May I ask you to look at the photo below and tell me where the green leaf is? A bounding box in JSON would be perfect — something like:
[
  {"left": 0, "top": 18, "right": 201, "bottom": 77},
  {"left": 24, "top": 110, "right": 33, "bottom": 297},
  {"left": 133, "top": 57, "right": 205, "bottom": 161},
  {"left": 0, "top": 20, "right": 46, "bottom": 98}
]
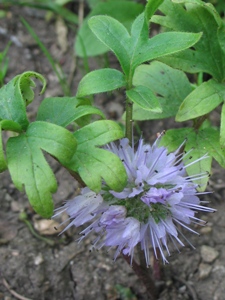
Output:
[
  {"left": 1, "top": 120, "right": 22, "bottom": 132},
  {"left": 17, "top": 71, "right": 46, "bottom": 105},
  {"left": 7, "top": 121, "right": 77, "bottom": 218},
  {"left": 176, "top": 79, "right": 225, "bottom": 122},
  {"left": 26, "top": 122, "right": 77, "bottom": 163},
  {"left": 145, "top": 0, "right": 164, "bottom": 20},
  {"left": 220, "top": 102, "right": 225, "bottom": 148},
  {"left": 75, "top": 0, "right": 144, "bottom": 57},
  {"left": 128, "top": 10, "right": 201, "bottom": 75},
  {"left": 115, "top": 284, "right": 136, "bottom": 300},
  {"left": 64, "top": 120, "right": 127, "bottom": 192},
  {"left": 130, "top": 12, "right": 147, "bottom": 41},
  {"left": 218, "top": 23, "right": 225, "bottom": 55},
  {"left": 198, "top": 127, "right": 225, "bottom": 168},
  {"left": 0, "top": 124, "right": 7, "bottom": 172},
  {"left": 160, "top": 128, "right": 193, "bottom": 152},
  {"left": 36, "top": 97, "right": 105, "bottom": 127},
  {"left": 160, "top": 128, "right": 211, "bottom": 191},
  {"left": 126, "top": 85, "right": 162, "bottom": 112},
  {"left": 84, "top": 7, "right": 200, "bottom": 77},
  {"left": 88, "top": 16, "right": 131, "bottom": 75},
  {"left": 132, "top": 61, "right": 193, "bottom": 120},
  {"left": 130, "top": 13, "right": 149, "bottom": 69},
  {"left": 132, "top": 31, "right": 202, "bottom": 68},
  {"left": 76, "top": 69, "right": 126, "bottom": 97},
  {"left": 172, "top": 0, "right": 222, "bottom": 25},
  {"left": 69, "top": 106, "right": 105, "bottom": 123},
  {"left": 0, "top": 71, "right": 46, "bottom": 129},
  {"left": 152, "top": 0, "right": 225, "bottom": 81},
  {"left": 86, "top": 0, "right": 103, "bottom": 9}
]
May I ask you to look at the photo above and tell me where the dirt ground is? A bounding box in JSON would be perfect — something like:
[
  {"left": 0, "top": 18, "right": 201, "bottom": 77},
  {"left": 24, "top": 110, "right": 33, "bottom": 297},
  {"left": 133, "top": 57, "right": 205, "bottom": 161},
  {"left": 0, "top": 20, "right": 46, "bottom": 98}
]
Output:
[{"left": 0, "top": 4, "right": 225, "bottom": 300}]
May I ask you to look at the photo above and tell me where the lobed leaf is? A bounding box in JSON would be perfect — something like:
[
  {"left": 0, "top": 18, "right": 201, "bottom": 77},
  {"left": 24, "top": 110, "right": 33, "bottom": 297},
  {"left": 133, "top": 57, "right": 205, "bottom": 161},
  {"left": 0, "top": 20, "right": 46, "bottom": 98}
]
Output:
[
  {"left": 132, "top": 61, "right": 193, "bottom": 120},
  {"left": 0, "top": 124, "right": 7, "bottom": 172},
  {"left": 0, "top": 71, "right": 46, "bottom": 130},
  {"left": 7, "top": 121, "right": 77, "bottom": 218},
  {"left": 197, "top": 127, "right": 225, "bottom": 169},
  {"left": 17, "top": 71, "right": 46, "bottom": 105},
  {"left": 172, "top": 0, "right": 222, "bottom": 26},
  {"left": 1, "top": 120, "right": 22, "bottom": 132},
  {"left": 220, "top": 102, "right": 225, "bottom": 148},
  {"left": 36, "top": 97, "right": 105, "bottom": 127},
  {"left": 64, "top": 120, "right": 127, "bottom": 192},
  {"left": 152, "top": 0, "right": 225, "bottom": 81},
  {"left": 69, "top": 106, "right": 105, "bottom": 123},
  {"left": 160, "top": 128, "right": 212, "bottom": 191}
]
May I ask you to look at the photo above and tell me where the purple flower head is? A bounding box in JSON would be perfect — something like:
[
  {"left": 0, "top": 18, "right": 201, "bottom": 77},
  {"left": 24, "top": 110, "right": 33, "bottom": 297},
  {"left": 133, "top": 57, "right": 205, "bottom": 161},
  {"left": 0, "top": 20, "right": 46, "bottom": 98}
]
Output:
[{"left": 53, "top": 135, "right": 215, "bottom": 265}]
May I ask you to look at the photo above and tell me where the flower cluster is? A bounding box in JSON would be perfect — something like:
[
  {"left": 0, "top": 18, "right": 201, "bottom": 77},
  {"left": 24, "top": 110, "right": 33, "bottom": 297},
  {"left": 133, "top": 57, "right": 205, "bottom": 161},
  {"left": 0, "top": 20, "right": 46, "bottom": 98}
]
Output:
[{"left": 54, "top": 136, "right": 215, "bottom": 265}]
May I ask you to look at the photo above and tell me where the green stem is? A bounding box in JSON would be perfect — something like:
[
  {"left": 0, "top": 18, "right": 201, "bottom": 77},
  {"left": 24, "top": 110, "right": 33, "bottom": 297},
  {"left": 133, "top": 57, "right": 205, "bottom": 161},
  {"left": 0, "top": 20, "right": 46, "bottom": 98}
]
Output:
[
  {"left": 19, "top": 212, "right": 55, "bottom": 246},
  {"left": 125, "top": 97, "right": 133, "bottom": 143},
  {"left": 193, "top": 114, "right": 209, "bottom": 131}
]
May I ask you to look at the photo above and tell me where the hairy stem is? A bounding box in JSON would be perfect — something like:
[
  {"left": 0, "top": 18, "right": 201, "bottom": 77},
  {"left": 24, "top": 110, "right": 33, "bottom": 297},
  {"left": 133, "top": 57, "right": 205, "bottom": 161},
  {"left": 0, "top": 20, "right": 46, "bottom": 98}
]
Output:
[{"left": 123, "top": 252, "right": 157, "bottom": 300}]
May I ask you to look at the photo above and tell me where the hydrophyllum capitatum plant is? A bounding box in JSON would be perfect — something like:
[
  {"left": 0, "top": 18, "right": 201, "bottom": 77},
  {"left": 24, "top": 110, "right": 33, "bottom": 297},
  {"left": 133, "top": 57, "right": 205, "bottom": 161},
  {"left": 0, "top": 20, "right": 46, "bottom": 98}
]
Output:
[{"left": 54, "top": 134, "right": 215, "bottom": 265}]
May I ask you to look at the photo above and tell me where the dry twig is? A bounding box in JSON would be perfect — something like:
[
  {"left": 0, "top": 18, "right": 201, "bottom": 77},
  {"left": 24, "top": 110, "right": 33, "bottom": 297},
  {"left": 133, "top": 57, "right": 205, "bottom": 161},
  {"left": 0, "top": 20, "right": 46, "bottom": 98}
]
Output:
[
  {"left": 173, "top": 276, "right": 198, "bottom": 300},
  {"left": 2, "top": 277, "right": 33, "bottom": 300}
]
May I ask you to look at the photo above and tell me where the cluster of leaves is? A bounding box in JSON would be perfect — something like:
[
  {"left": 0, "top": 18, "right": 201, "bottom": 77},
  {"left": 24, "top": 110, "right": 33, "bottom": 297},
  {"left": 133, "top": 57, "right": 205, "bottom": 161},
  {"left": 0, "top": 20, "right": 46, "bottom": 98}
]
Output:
[
  {"left": 0, "top": 72, "right": 127, "bottom": 218},
  {"left": 78, "top": 0, "right": 225, "bottom": 192},
  {"left": 149, "top": 0, "right": 225, "bottom": 190},
  {"left": 78, "top": 0, "right": 201, "bottom": 118},
  {"left": 75, "top": 0, "right": 145, "bottom": 57},
  {"left": 1, "top": 0, "right": 224, "bottom": 218},
  {"left": 78, "top": 0, "right": 220, "bottom": 190}
]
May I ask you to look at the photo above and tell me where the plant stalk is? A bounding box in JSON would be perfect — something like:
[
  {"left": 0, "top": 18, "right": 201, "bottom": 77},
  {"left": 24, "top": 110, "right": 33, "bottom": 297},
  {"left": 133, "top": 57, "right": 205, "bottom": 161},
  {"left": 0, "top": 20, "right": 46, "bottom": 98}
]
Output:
[
  {"left": 193, "top": 114, "right": 209, "bottom": 130},
  {"left": 125, "top": 90, "right": 157, "bottom": 299},
  {"left": 125, "top": 97, "right": 133, "bottom": 143},
  {"left": 123, "top": 253, "right": 157, "bottom": 300}
]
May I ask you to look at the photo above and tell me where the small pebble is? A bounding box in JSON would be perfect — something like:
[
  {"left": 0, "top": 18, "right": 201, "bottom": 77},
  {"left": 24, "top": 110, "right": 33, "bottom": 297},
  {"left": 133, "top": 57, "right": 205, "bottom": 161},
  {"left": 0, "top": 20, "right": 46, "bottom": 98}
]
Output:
[
  {"left": 198, "top": 263, "right": 212, "bottom": 279},
  {"left": 212, "top": 265, "right": 225, "bottom": 276},
  {"left": 179, "top": 285, "right": 186, "bottom": 293},
  {"left": 11, "top": 250, "right": 19, "bottom": 256},
  {"left": 199, "top": 226, "right": 212, "bottom": 234},
  {"left": 5, "top": 194, "right": 14, "bottom": 202},
  {"left": 200, "top": 245, "right": 219, "bottom": 263},
  {"left": 34, "top": 253, "right": 44, "bottom": 266}
]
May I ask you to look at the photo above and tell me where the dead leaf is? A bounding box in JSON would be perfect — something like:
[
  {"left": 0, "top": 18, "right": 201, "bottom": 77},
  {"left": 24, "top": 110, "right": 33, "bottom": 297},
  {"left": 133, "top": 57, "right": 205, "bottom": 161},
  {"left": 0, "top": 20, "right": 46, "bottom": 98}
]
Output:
[{"left": 55, "top": 16, "right": 68, "bottom": 53}]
